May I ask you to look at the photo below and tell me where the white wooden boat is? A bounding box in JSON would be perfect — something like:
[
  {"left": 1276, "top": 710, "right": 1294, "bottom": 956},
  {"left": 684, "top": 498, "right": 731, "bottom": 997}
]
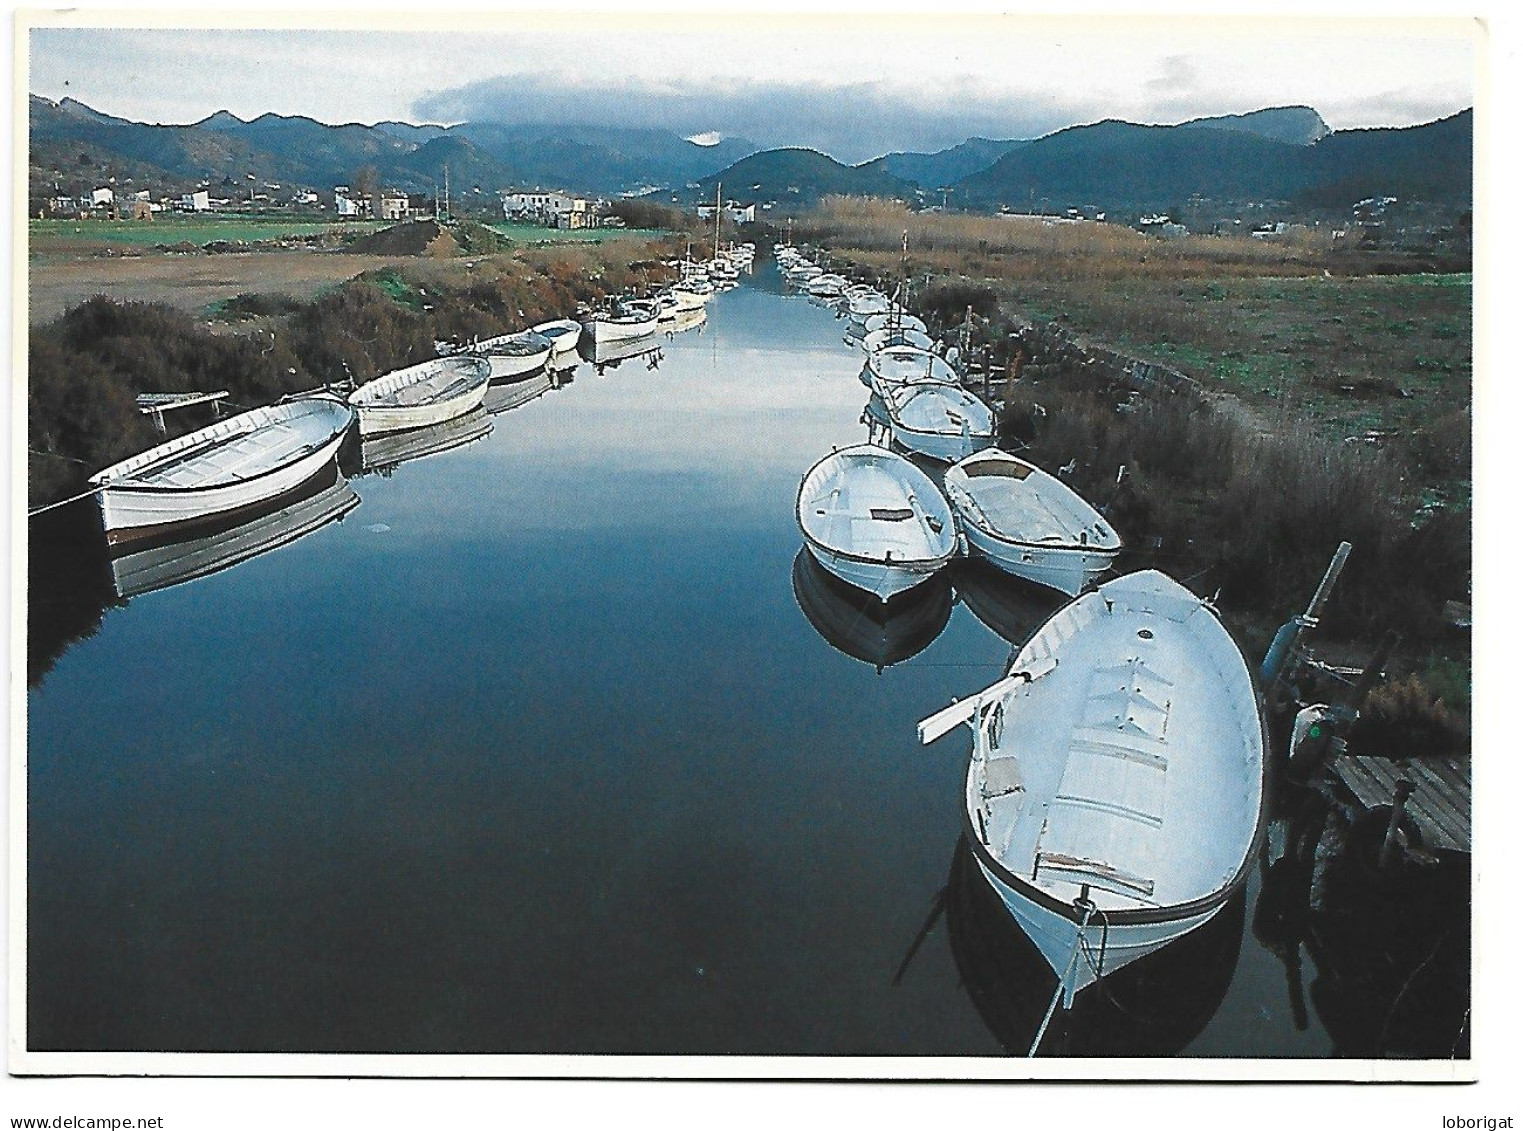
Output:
[
  {"left": 581, "top": 307, "right": 660, "bottom": 344},
  {"left": 862, "top": 325, "right": 935, "bottom": 355},
  {"left": 672, "top": 279, "right": 714, "bottom": 310},
  {"left": 89, "top": 396, "right": 355, "bottom": 546},
  {"left": 348, "top": 355, "right": 492, "bottom": 437},
  {"left": 805, "top": 273, "right": 849, "bottom": 298},
  {"left": 529, "top": 318, "right": 582, "bottom": 359},
  {"left": 796, "top": 443, "right": 959, "bottom": 601},
  {"left": 943, "top": 450, "right": 1121, "bottom": 596},
  {"left": 860, "top": 344, "right": 961, "bottom": 393},
  {"left": 109, "top": 468, "right": 359, "bottom": 599},
  {"left": 865, "top": 311, "right": 929, "bottom": 336},
  {"left": 918, "top": 569, "right": 1267, "bottom": 1006},
  {"left": 882, "top": 383, "right": 995, "bottom": 462},
  {"left": 469, "top": 330, "right": 554, "bottom": 380},
  {"left": 846, "top": 291, "right": 893, "bottom": 322},
  {"left": 359, "top": 405, "right": 493, "bottom": 473}
]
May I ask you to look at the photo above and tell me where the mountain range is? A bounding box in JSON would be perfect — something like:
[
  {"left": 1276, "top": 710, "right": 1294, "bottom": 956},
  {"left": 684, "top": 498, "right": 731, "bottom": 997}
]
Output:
[
  {"left": 30, "top": 95, "right": 1471, "bottom": 214},
  {"left": 29, "top": 95, "right": 760, "bottom": 198}
]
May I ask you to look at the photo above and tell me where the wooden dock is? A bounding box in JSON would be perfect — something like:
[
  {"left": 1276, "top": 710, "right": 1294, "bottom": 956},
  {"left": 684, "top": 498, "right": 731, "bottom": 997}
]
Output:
[{"left": 1331, "top": 753, "right": 1471, "bottom": 854}]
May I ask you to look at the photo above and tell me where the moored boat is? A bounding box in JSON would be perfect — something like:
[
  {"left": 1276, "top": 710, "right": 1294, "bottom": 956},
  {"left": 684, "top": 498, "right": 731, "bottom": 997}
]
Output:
[
  {"left": 529, "top": 318, "right": 583, "bottom": 359},
  {"left": 860, "top": 343, "right": 961, "bottom": 393},
  {"left": 943, "top": 449, "right": 1121, "bottom": 596},
  {"left": 918, "top": 569, "right": 1267, "bottom": 1006},
  {"left": 865, "top": 311, "right": 928, "bottom": 337},
  {"left": 581, "top": 305, "right": 660, "bottom": 344},
  {"left": 348, "top": 355, "right": 492, "bottom": 437},
  {"left": 881, "top": 382, "right": 995, "bottom": 462},
  {"left": 795, "top": 442, "right": 959, "bottom": 601},
  {"left": 861, "top": 325, "right": 935, "bottom": 355},
  {"left": 469, "top": 330, "right": 554, "bottom": 380},
  {"left": 89, "top": 396, "right": 355, "bottom": 547}
]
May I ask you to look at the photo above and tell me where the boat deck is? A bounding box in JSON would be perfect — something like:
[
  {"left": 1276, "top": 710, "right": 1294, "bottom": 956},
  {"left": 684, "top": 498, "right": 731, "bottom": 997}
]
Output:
[
  {"left": 973, "top": 574, "right": 1262, "bottom": 913},
  {"left": 802, "top": 455, "right": 951, "bottom": 563},
  {"left": 955, "top": 460, "right": 1114, "bottom": 547},
  {"left": 126, "top": 416, "right": 322, "bottom": 489}
]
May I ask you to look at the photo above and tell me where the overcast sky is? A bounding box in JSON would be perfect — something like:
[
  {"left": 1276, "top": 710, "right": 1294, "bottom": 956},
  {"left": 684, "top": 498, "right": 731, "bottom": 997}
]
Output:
[{"left": 28, "top": 14, "right": 1477, "bottom": 163}]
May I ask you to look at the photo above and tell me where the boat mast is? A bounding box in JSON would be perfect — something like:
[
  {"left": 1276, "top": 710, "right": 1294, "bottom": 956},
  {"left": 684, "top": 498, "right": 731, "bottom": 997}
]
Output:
[{"left": 714, "top": 181, "right": 722, "bottom": 259}]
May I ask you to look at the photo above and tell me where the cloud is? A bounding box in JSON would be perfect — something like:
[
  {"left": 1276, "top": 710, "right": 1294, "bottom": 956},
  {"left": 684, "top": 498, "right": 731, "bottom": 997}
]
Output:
[
  {"left": 414, "top": 72, "right": 1106, "bottom": 163},
  {"left": 1145, "top": 55, "right": 1200, "bottom": 94}
]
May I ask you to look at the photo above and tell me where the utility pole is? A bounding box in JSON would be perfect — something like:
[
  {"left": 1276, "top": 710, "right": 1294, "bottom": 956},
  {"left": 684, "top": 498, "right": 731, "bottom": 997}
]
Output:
[{"left": 443, "top": 164, "right": 450, "bottom": 224}]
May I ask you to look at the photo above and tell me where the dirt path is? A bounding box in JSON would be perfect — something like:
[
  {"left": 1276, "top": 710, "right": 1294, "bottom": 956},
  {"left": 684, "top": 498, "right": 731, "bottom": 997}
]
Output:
[{"left": 26, "top": 250, "right": 427, "bottom": 325}]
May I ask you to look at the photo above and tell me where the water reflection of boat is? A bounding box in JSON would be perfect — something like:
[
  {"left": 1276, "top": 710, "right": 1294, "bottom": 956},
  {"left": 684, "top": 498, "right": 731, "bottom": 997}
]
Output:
[
  {"left": 1253, "top": 780, "right": 1471, "bottom": 1058},
  {"left": 28, "top": 499, "right": 119, "bottom": 688},
  {"left": 944, "top": 835, "right": 1243, "bottom": 1056},
  {"left": 359, "top": 406, "right": 493, "bottom": 473},
  {"left": 578, "top": 332, "right": 663, "bottom": 372},
  {"left": 666, "top": 307, "right": 708, "bottom": 335},
  {"left": 949, "top": 558, "right": 1066, "bottom": 648},
  {"left": 790, "top": 548, "right": 952, "bottom": 671},
  {"left": 108, "top": 464, "right": 360, "bottom": 599},
  {"left": 482, "top": 372, "right": 554, "bottom": 416}
]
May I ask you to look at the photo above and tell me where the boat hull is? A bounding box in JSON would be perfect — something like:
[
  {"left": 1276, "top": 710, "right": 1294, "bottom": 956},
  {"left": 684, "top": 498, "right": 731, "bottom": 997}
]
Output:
[
  {"left": 531, "top": 320, "right": 583, "bottom": 357},
  {"left": 961, "top": 521, "right": 1118, "bottom": 596},
  {"left": 481, "top": 348, "right": 552, "bottom": 381},
  {"left": 354, "top": 378, "right": 490, "bottom": 437},
  {"left": 803, "top": 540, "right": 945, "bottom": 602},
  {"left": 971, "top": 851, "right": 1228, "bottom": 1002},
  {"left": 583, "top": 315, "right": 660, "bottom": 344},
  {"left": 95, "top": 425, "right": 350, "bottom": 547},
  {"left": 888, "top": 422, "right": 995, "bottom": 463}
]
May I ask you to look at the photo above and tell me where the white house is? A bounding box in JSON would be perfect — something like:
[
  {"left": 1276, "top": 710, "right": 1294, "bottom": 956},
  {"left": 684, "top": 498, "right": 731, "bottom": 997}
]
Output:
[
  {"left": 180, "top": 190, "right": 211, "bottom": 212},
  {"left": 378, "top": 190, "right": 411, "bottom": 221},
  {"left": 90, "top": 187, "right": 115, "bottom": 207}
]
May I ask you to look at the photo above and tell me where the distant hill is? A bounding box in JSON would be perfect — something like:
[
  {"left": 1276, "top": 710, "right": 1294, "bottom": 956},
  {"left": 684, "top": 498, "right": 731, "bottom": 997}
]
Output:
[
  {"left": 1295, "top": 109, "right": 1472, "bottom": 207},
  {"left": 701, "top": 147, "right": 914, "bottom": 205},
  {"left": 865, "top": 137, "right": 1026, "bottom": 189},
  {"left": 956, "top": 110, "right": 1471, "bottom": 211},
  {"left": 27, "top": 95, "right": 761, "bottom": 198},
  {"left": 1178, "top": 105, "right": 1331, "bottom": 146}
]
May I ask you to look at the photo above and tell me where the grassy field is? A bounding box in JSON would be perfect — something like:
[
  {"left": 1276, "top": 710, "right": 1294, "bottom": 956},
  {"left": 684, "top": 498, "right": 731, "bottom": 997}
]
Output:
[
  {"left": 1001, "top": 272, "right": 1471, "bottom": 446},
  {"left": 802, "top": 196, "right": 1472, "bottom": 705},
  {"left": 480, "top": 221, "right": 662, "bottom": 243},
  {"left": 28, "top": 215, "right": 388, "bottom": 251},
  {"left": 802, "top": 198, "right": 1471, "bottom": 483},
  {"left": 29, "top": 216, "right": 662, "bottom": 255}
]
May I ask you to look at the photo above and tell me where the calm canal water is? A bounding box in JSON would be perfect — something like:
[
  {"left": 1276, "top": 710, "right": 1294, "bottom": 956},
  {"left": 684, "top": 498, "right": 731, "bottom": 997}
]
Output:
[{"left": 26, "top": 262, "right": 1466, "bottom": 1059}]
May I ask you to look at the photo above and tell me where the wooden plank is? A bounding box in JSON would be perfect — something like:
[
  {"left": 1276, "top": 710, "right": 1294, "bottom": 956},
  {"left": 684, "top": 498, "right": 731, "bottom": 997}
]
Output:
[{"left": 1331, "top": 754, "right": 1471, "bottom": 853}]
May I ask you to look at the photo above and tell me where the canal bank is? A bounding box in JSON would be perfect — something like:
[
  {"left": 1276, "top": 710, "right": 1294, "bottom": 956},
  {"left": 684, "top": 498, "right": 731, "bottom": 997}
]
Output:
[{"left": 25, "top": 263, "right": 1465, "bottom": 1061}]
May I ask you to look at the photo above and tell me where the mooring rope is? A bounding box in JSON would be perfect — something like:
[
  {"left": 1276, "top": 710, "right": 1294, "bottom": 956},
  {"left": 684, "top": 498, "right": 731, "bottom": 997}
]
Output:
[
  {"left": 28, "top": 486, "right": 99, "bottom": 517},
  {"left": 1028, "top": 899, "right": 1097, "bottom": 1057}
]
